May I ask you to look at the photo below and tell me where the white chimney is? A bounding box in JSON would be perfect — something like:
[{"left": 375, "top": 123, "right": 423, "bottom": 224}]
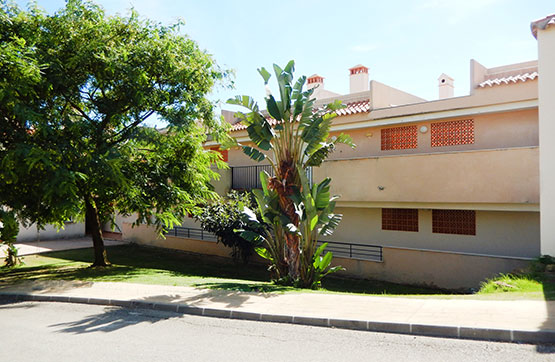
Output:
[
  {"left": 349, "top": 64, "right": 369, "bottom": 93},
  {"left": 307, "top": 74, "right": 324, "bottom": 91},
  {"left": 438, "top": 73, "right": 454, "bottom": 99}
]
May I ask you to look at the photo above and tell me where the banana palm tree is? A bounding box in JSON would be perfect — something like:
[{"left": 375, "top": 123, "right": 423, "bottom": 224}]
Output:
[{"left": 228, "top": 60, "right": 354, "bottom": 285}]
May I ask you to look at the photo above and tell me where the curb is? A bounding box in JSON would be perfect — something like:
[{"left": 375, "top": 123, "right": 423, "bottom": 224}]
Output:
[{"left": 1, "top": 293, "right": 553, "bottom": 345}]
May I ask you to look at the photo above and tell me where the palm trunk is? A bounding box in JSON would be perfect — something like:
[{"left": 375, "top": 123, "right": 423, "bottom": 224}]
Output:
[
  {"left": 85, "top": 198, "right": 110, "bottom": 267},
  {"left": 270, "top": 158, "right": 301, "bottom": 281},
  {"left": 285, "top": 234, "right": 300, "bottom": 280}
]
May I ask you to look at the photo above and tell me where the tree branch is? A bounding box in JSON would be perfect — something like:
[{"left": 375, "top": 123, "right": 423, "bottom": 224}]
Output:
[
  {"left": 106, "top": 114, "right": 151, "bottom": 146},
  {"left": 65, "top": 97, "right": 93, "bottom": 123}
]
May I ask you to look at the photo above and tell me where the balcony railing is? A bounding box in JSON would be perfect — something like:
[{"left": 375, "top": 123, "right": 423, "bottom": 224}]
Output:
[
  {"left": 317, "top": 240, "right": 383, "bottom": 262},
  {"left": 232, "top": 165, "right": 313, "bottom": 190},
  {"left": 165, "top": 226, "right": 382, "bottom": 262},
  {"left": 165, "top": 226, "right": 218, "bottom": 242},
  {"left": 232, "top": 165, "right": 274, "bottom": 190}
]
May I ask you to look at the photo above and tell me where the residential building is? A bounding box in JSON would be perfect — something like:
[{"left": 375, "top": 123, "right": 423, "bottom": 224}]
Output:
[{"left": 122, "top": 14, "right": 555, "bottom": 290}]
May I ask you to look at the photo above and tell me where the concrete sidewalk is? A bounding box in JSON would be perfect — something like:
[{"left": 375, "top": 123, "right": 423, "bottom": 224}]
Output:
[
  {"left": 0, "top": 280, "right": 553, "bottom": 344},
  {"left": 2, "top": 237, "right": 128, "bottom": 256}
]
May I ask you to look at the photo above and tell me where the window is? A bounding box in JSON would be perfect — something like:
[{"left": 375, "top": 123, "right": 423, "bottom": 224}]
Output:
[
  {"left": 432, "top": 210, "right": 476, "bottom": 235},
  {"left": 431, "top": 119, "right": 474, "bottom": 147},
  {"left": 381, "top": 125, "right": 418, "bottom": 150},
  {"left": 382, "top": 208, "right": 419, "bottom": 232}
]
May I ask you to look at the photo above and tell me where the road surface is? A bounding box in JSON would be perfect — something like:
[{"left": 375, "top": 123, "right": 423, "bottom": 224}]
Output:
[{"left": 0, "top": 301, "right": 553, "bottom": 362}]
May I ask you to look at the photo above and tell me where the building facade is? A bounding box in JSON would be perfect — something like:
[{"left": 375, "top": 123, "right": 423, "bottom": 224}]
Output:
[{"left": 123, "top": 15, "right": 555, "bottom": 289}]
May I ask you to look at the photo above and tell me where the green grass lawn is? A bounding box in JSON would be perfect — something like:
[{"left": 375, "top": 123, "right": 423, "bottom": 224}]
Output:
[
  {"left": 0, "top": 244, "right": 553, "bottom": 300},
  {"left": 477, "top": 272, "right": 555, "bottom": 300}
]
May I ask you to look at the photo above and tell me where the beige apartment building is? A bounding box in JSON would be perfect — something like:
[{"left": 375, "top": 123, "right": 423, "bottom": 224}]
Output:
[{"left": 124, "top": 15, "right": 555, "bottom": 290}]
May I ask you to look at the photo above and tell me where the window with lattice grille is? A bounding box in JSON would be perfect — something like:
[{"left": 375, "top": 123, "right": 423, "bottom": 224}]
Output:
[
  {"left": 382, "top": 208, "right": 419, "bottom": 232},
  {"left": 381, "top": 125, "right": 418, "bottom": 150},
  {"left": 210, "top": 146, "right": 228, "bottom": 162},
  {"left": 431, "top": 119, "right": 474, "bottom": 147},
  {"left": 432, "top": 210, "right": 476, "bottom": 235}
]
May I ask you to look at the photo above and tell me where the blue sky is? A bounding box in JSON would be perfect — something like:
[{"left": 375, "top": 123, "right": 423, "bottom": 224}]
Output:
[{"left": 16, "top": 0, "right": 554, "bottom": 120}]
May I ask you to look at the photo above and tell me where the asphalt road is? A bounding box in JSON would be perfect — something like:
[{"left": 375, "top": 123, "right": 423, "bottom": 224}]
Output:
[{"left": 0, "top": 301, "right": 553, "bottom": 362}]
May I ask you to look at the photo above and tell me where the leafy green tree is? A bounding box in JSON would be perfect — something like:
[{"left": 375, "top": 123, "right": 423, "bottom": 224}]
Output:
[
  {"left": 228, "top": 61, "right": 354, "bottom": 287},
  {"left": 193, "top": 191, "right": 265, "bottom": 264},
  {"left": 0, "top": 0, "right": 227, "bottom": 266}
]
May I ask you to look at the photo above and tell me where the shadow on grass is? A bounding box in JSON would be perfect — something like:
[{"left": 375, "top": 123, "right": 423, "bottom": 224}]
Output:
[
  {"left": 0, "top": 244, "right": 458, "bottom": 297},
  {"left": 0, "top": 264, "right": 140, "bottom": 287},
  {"left": 321, "top": 276, "right": 451, "bottom": 296},
  {"left": 0, "top": 244, "right": 272, "bottom": 288},
  {"left": 193, "top": 282, "right": 292, "bottom": 294},
  {"left": 41, "top": 244, "right": 269, "bottom": 281}
]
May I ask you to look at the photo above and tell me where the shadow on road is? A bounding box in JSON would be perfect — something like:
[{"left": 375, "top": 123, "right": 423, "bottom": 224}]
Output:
[
  {"left": 0, "top": 298, "right": 38, "bottom": 310},
  {"left": 49, "top": 305, "right": 180, "bottom": 334}
]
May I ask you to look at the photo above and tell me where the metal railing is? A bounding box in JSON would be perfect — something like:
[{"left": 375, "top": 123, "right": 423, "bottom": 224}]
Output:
[
  {"left": 166, "top": 226, "right": 218, "bottom": 242},
  {"left": 317, "top": 240, "right": 383, "bottom": 262},
  {"left": 231, "top": 165, "right": 313, "bottom": 190},
  {"left": 165, "top": 227, "right": 382, "bottom": 261},
  {"left": 231, "top": 165, "right": 274, "bottom": 190}
]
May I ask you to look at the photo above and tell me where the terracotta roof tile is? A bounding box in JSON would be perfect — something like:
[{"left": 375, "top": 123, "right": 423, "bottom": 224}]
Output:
[
  {"left": 334, "top": 100, "right": 371, "bottom": 116},
  {"left": 478, "top": 72, "right": 538, "bottom": 88},
  {"left": 230, "top": 99, "right": 370, "bottom": 132},
  {"left": 531, "top": 14, "right": 555, "bottom": 38}
]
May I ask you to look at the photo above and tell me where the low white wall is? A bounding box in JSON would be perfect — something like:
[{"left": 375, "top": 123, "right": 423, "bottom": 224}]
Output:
[
  {"left": 103, "top": 214, "right": 201, "bottom": 234},
  {"left": 122, "top": 222, "right": 531, "bottom": 290},
  {"left": 16, "top": 222, "right": 85, "bottom": 242},
  {"left": 333, "top": 247, "right": 530, "bottom": 290},
  {"left": 121, "top": 222, "right": 231, "bottom": 258}
]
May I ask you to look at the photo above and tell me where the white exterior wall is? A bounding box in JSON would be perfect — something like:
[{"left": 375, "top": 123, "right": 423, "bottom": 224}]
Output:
[
  {"left": 537, "top": 24, "right": 555, "bottom": 255},
  {"left": 330, "top": 208, "right": 540, "bottom": 258},
  {"left": 16, "top": 222, "right": 85, "bottom": 242}
]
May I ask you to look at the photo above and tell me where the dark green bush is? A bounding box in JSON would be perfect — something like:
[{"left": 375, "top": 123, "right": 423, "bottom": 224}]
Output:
[{"left": 194, "top": 191, "right": 266, "bottom": 263}]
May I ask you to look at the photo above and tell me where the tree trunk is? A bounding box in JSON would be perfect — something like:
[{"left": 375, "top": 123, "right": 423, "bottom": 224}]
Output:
[
  {"left": 85, "top": 198, "right": 110, "bottom": 267},
  {"left": 270, "top": 159, "right": 301, "bottom": 282},
  {"left": 285, "top": 234, "right": 300, "bottom": 281}
]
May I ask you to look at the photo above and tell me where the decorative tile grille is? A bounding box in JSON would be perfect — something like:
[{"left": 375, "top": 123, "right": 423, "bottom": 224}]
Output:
[
  {"left": 432, "top": 210, "right": 476, "bottom": 235},
  {"left": 210, "top": 146, "right": 228, "bottom": 162},
  {"left": 382, "top": 208, "right": 419, "bottom": 232},
  {"left": 381, "top": 125, "right": 418, "bottom": 150},
  {"left": 431, "top": 119, "right": 474, "bottom": 147}
]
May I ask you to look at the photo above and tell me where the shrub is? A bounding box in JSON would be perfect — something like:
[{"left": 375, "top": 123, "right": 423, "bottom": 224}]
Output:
[{"left": 194, "top": 191, "right": 265, "bottom": 263}]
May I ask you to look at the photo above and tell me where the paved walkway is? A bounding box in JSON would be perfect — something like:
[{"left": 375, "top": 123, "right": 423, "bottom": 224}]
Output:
[
  {"left": 2, "top": 237, "right": 127, "bottom": 256},
  {"left": 0, "top": 238, "right": 553, "bottom": 344},
  {"left": 1, "top": 279, "right": 554, "bottom": 344}
]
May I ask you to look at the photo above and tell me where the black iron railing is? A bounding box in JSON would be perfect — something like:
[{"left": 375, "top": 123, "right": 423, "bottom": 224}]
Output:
[
  {"left": 165, "top": 227, "right": 382, "bottom": 261},
  {"left": 231, "top": 165, "right": 313, "bottom": 190},
  {"left": 317, "top": 240, "right": 383, "bottom": 262},
  {"left": 166, "top": 226, "right": 218, "bottom": 242},
  {"left": 231, "top": 165, "right": 274, "bottom": 190}
]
